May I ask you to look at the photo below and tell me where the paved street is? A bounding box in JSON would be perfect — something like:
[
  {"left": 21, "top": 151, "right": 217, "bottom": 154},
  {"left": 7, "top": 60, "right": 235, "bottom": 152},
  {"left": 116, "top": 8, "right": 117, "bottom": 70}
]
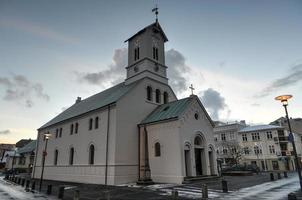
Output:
[{"left": 0, "top": 173, "right": 300, "bottom": 199}]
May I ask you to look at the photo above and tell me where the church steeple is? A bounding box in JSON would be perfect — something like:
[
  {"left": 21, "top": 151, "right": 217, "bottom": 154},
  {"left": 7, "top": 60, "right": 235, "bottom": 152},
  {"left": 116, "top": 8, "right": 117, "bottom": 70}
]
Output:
[{"left": 124, "top": 17, "right": 169, "bottom": 85}]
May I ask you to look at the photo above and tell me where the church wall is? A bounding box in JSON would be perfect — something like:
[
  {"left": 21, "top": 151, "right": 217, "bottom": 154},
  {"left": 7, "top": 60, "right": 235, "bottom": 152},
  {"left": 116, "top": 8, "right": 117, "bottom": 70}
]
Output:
[
  {"left": 33, "top": 106, "right": 117, "bottom": 185},
  {"left": 179, "top": 98, "right": 217, "bottom": 177},
  {"left": 145, "top": 120, "right": 184, "bottom": 184},
  {"left": 114, "top": 78, "right": 176, "bottom": 184}
]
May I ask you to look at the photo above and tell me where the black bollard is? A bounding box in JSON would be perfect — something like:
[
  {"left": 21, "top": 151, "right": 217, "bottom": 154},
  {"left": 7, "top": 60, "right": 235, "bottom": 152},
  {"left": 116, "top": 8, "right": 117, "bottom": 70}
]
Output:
[
  {"left": 277, "top": 172, "right": 281, "bottom": 179},
  {"left": 5, "top": 174, "right": 9, "bottom": 180},
  {"left": 270, "top": 173, "right": 274, "bottom": 181},
  {"left": 284, "top": 171, "right": 288, "bottom": 178},
  {"left": 171, "top": 189, "right": 178, "bottom": 199},
  {"left": 21, "top": 179, "right": 25, "bottom": 187},
  {"left": 202, "top": 184, "right": 208, "bottom": 199},
  {"left": 47, "top": 185, "right": 52, "bottom": 195},
  {"left": 31, "top": 181, "right": 36, "bottom": 191},
  {"left": 222, "top": 179, "right": 228, "bottom": 193},
  {"left": 288, "top": 193, "right": 297, "bottom": 200},
  {"left": 58, "top": 186, "right": 65, "bottom": 199},
  {"left": 18, "top": 177, "right": 21, "bottom": 184},
  {"left": 74, "top": 189, "right": 80, "bottom": 200},
  {"left": 25, "top": 180, "right": 30, "bottom": 191}
]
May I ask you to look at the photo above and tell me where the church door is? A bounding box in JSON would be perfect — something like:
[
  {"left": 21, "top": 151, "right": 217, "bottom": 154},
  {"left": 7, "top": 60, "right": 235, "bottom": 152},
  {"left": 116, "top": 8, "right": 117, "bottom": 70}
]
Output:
[
  {"left": 185, "top": 149, "right": 192, "bottom": 177},
  {"left": 195, "top": 148, "right": 203, "bottom": 176}
]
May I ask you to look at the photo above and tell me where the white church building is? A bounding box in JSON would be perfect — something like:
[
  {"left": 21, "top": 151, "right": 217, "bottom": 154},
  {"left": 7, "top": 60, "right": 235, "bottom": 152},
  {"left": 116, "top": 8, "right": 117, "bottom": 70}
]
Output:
[{"left": 32, "top": 19, "right": 217, "bottom": 185}]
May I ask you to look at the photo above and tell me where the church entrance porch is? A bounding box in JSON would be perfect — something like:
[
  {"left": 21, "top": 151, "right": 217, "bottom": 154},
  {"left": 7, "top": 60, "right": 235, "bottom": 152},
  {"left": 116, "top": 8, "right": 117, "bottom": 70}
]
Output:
[
  {"left": 195, "top": 148, "right": 204, "bottom": 175},
  {"left": 194, "top": 135, "right": 207, "bottom": 176}
]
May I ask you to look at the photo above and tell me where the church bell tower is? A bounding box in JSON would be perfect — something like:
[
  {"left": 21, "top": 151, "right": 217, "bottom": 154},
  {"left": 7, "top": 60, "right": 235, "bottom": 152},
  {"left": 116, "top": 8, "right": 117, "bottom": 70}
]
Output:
[{"left": 124, "top": 19, "right": 169, "bottom": 85}]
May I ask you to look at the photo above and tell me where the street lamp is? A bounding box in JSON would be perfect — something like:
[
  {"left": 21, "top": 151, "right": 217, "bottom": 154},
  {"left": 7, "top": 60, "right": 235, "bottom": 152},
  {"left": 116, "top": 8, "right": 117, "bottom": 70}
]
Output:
[
  {"left": 39, "top": 133, "right": 51, "bottom": 192},
  {"left": 275, "top": 94, "right": 302, "bottom": 191}
]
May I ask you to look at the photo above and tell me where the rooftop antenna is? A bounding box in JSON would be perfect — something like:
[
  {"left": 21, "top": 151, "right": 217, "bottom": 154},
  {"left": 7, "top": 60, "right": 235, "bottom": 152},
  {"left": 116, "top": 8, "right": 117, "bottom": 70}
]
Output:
[{"left": 152, "top": 4, "right": 159, "bottom": 23}]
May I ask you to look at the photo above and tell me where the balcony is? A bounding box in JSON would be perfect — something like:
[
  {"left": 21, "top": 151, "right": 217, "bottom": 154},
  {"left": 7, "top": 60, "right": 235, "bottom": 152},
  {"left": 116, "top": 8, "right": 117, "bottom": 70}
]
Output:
[{"left": 278, "top": 136, "right": 288, "bottom": 143}]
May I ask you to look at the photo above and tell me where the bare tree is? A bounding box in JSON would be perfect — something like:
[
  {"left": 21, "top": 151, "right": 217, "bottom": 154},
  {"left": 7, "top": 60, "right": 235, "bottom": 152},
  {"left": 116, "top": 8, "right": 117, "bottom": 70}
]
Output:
[{"left": 218, "top": 141, "right": 249, "bottom": 165}]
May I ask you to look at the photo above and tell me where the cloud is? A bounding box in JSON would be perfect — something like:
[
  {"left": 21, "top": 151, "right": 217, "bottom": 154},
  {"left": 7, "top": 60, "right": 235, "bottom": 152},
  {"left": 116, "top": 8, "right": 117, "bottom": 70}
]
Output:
[
  {"left": 166, "top": 49, "right": 191, "bottom": 94},
  {"left": 0, "top": 74, "right": 49, "bottom": 107},
  {"left": 256, "top": 63, "right": 302, "bottom": 98},
  {"left": 78, "top": 48, "right": 127, "bottom": 87},
  {"left": 0, "top": 130, "right": 10, "bottom": 135},
  {"left": 77, "top": 48, "right": 191, "bottom": 94},
  {"left": 199, "top": 88, "right": 229, "bottom": 120},
  {"left": 0, "top": 17, "right": 79, "bottom": 44}
]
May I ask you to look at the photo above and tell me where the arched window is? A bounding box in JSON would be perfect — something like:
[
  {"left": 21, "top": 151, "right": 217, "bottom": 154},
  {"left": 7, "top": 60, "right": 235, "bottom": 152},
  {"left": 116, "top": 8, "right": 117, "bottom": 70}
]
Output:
[
  {"left": 70, "top": 124, "right": 74, "bottom": 135},
  {"left": 155, "top": 142, "right": 161, "bottom": 157},
  {"left": 163, "top": 92, "right": 168, "bottom": 104},
  {"left": 89, "top": 144, "right": 95, "bottom": 165},
  {"left": 194, "top": 136, "right": 202, "bottom": 146},
  {"left": 95, "top": 117, "right": 99, "bottom": 129},
  {"left": 75, "top": 123, "right": 79, "bottom": 134},
  {"left": 147, "top": 86, "right": 152, "bottom": 101},
  {"left": 155, "top": 89, "right": 161, "bottom": 103},
  {"left": 54, "top": 149, "right": 58, "bottom": 165},
  {"left": 89, "top": 118, "right": 93, "bottom": 130},
  {"left": 69, "top": 147, "right": 74, "bottom": 165}
]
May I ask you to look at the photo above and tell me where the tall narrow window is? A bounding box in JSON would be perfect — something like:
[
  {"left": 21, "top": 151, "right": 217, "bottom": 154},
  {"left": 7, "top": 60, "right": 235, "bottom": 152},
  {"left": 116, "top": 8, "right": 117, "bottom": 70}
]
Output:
[
  {"left": 147, "top": 86, "right": 152, "bottom": 101},
  {"left": 75, "top": 123, "right": 79, "bottom": 134},
  {"left": 69, "top": 147, "right": 74, "bottom": 165},
  {"left": 134, "top": 47, "right": 140, "bottom": 61},
  {"left": 55, "top": 129, "right": 58, "bottom": 138},
  {"left": 89, "top": 118, "right": 93, "bottom": 130},
  {"left": 163, "top": 92, "right": 168, "bottom": 104},
  {"left": 95, "top": 117, "right": 99, "bottom": 129},
  {"left": 153, "top": 47, "right": 158, "bottom": 60},
  {"left": 155, "top": 142, "right": 161, "bottom": 157},
  {"left": 89, "top": 144, "right": 95, "bottom": 165},
  {"left": 54, "top": 149, "right": 58, "bottom": 165},
  {"left": 70, "top": 124, "right": 74, "bottom": 135},
  {"left": 155, "top": 89, "right": 161, "bottom": 103},
  {"left": 59, "top": 128, "right": 62, "bottom": 137}
]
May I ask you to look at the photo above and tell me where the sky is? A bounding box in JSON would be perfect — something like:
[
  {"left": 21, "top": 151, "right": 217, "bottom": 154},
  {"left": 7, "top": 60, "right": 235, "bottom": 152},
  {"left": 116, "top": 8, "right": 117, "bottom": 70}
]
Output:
[{"left": 0, "top": 0, "right": 302, "bottom": 143}]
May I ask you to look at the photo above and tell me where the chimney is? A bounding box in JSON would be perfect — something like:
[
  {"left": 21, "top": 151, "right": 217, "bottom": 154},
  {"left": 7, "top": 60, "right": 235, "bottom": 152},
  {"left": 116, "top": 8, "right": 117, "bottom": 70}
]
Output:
[{"left": 75, "top": 97, "right": 81, "bottom": 104}]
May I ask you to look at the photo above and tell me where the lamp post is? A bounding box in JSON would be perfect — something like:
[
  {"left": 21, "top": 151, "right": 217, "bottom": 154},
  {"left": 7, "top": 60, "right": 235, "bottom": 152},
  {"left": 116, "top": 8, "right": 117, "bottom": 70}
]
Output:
[
  {"left": 275, "top": 94, "right": 302, "bottom": 191},
  {"left": 39, "top": 133, "right": 51, "bottom": 192}
]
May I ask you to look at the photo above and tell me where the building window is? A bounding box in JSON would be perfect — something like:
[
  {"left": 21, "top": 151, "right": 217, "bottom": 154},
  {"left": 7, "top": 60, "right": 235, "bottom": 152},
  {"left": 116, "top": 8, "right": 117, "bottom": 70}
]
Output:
[
  {"left": 70, "top": 124, "right": 74, "bottom": 135},
  {"left": 153, "top": 47, "right": 158, "bottom": 60},
  {"left": 89, "top": 144, "right": 95, "bottom": 165},
  {"left": 254, "top": 146, "right": 262, "bottom": 155},
  {"left": 154, "top": 142, "right": 161, "bottom": 157},
  {"left": 55, "top": 129, "right": 58, "bottom": 138},
  {"left": 147, "top": 86, "right": 152, "bottom": 101},
  {"left": 69, "top": 147, "right": 74, "bottom": 165},
  {"left": 269, "top": 145, "right": 275, "bottom": 154},
  {"left": 155, "top": 89, "right": 161, "bottom": 103},
  {"left": 75, "top": 123, "right": 79, "bottom": 134},
  {"left": 89, "top": 118, "right": 93, "bottom": 130},
  {"left": 242, "top": 133, "right": 247, "bottom": 141},
  {"left": 54, "top": 149, "right": 58, "bottom": 165},
  {"left": 252, "top": 132, "right": 260, "bottom": 141},
  {"left": 59, "top": 128, "right": 62, "bottom": 137},
  {"left": 267, "top": 131, "right": 273, "bottom": 139},
  {"left": 163, "top": 92, "right": 168, "bottom": 104},
  {"left": 194, "top": 113, "right": 199, "bottom": 120},
  {"left": 244, "top": 147, "right": 249, "bottom": 155},
  {"left": 223, "top": 148, "right": 228, "bottom": 154},
  {"left": 221, "top": 133, "right": 226, "bottom": 141},
  {"left": 95, "top": 117, "right": 99, "bottom": 129},
  {"left": 134, "top": 47, "right": 140, "bottom": 61}
]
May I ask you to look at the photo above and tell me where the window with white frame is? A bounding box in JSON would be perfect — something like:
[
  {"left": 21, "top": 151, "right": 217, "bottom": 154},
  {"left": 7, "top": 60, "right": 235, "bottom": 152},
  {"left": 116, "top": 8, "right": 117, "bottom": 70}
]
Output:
[
  {"left": 252, "top": 132, "right": 260, "bottom": 141},
  {"left": 269, "top": 145, "right": 275, "bottom": 154},
  {"left": 242, "top": 133, "right": 247, "bottom": 142},
  {"left": 267, "top": 131, "right": 273, "bottom": 139},
  {"left": 221, "top": 133, "right": 226, "bottom": 141}
]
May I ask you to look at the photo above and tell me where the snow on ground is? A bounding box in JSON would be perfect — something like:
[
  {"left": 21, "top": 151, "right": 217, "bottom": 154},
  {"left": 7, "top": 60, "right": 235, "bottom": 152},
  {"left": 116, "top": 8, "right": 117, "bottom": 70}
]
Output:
[{"left": 0, "top": 177, "right": 56, "bottom": 200}]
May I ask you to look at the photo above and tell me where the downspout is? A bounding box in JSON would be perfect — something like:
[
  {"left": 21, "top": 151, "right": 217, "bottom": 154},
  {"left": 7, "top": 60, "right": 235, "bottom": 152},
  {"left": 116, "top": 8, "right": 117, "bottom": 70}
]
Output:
[
  {"left": 32, "top": 132, "right": 40, "bottom": 179},
  {"left": 105, "top": 104, "right": 111, "bottom": 185},
  {"left": 138, "top": 125, "right": 141, "bottom": 181}
]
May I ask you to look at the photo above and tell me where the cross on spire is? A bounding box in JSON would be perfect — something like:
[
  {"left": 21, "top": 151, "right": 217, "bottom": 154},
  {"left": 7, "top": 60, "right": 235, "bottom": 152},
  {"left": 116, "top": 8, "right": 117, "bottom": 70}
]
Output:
[
  {"left": 189, "top": 84, "right": 195, "bottom": 95},
  {"left": 152, "top": 5, "right": 159, "bottom": 23}
]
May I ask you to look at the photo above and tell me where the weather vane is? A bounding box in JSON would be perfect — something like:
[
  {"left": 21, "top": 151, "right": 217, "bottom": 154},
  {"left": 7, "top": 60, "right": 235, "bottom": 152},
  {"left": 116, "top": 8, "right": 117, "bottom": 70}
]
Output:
[{"left": 152, "top": 5, "right": 159, "bottom": 22}]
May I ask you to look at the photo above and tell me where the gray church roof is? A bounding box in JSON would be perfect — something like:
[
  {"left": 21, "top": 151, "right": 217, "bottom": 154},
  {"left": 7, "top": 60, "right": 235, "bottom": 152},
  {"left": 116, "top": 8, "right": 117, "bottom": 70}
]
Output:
[
  {"left": 39, "top": 81, "right": 138, "bottom": 130},
  {"left": 141, "top": 97, "right": 193, "bottom": 125}
]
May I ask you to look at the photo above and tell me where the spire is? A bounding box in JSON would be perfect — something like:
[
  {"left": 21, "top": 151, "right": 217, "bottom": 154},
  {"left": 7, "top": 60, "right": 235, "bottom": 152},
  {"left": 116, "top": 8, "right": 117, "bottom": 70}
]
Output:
[{"left": 152, "top": 5, "right": 159, "bottom": 23}]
